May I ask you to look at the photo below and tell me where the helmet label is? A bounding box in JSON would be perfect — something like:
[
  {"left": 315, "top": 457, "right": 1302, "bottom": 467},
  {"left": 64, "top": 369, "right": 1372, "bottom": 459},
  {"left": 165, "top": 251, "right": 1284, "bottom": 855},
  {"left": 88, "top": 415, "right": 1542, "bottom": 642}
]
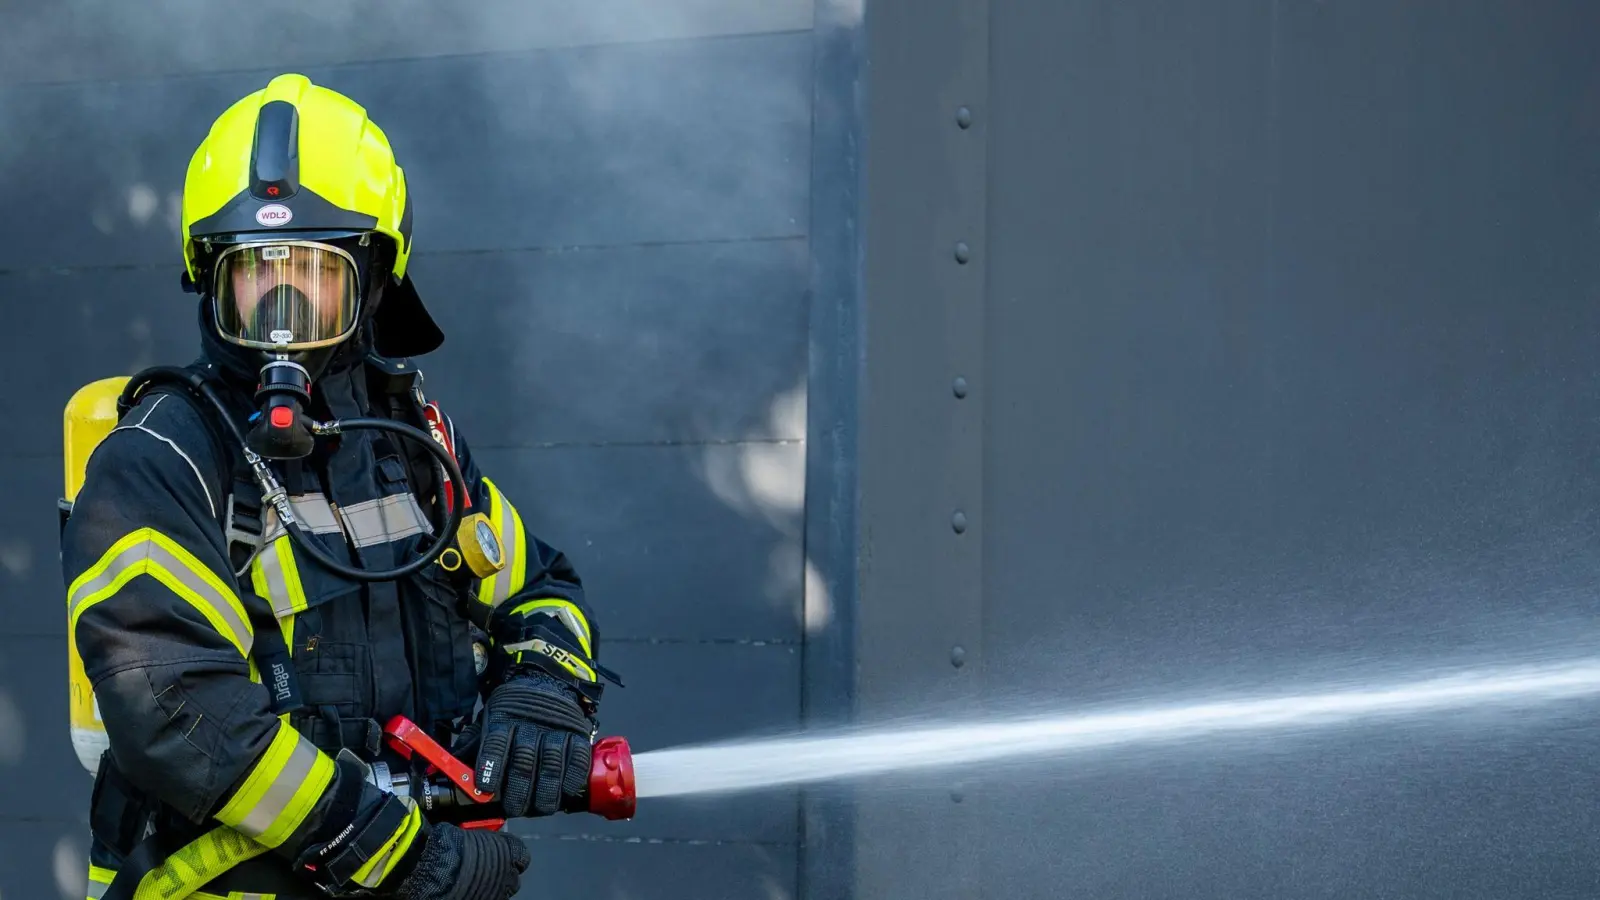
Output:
[{"left": 255, "top": 204, "right": 293, "bottom": 227}]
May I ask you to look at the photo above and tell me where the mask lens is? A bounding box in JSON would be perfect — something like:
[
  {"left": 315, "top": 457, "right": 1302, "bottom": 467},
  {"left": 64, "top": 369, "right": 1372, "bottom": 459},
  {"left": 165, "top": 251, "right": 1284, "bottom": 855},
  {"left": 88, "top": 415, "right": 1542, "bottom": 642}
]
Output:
[{"left": 214, "top": 242, "right": 359, "bottom": 349}]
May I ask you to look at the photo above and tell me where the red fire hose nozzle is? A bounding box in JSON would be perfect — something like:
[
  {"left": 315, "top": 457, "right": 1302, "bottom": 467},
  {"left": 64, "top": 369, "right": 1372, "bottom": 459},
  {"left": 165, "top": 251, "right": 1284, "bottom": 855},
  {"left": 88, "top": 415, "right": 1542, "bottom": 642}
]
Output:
[
  {"left": 382, "top": 716, "right": 637, "bottom": 825},
  {"left": 587, "top": 736, "right": 636, "bottom": 821}
]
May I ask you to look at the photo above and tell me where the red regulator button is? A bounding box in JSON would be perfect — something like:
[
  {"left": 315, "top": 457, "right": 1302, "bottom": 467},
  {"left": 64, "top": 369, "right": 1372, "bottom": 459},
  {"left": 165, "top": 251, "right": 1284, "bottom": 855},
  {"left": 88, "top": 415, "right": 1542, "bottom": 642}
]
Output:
[{"left": 270, "top": 407, "right": 295, "bottom": 429}]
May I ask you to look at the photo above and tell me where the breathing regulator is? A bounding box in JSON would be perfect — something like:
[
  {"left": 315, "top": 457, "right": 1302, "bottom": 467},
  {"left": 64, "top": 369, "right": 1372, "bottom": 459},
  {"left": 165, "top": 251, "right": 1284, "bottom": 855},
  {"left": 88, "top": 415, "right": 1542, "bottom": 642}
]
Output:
[{"left": 116, "top": 362, "right": 505, "bottom": 584}]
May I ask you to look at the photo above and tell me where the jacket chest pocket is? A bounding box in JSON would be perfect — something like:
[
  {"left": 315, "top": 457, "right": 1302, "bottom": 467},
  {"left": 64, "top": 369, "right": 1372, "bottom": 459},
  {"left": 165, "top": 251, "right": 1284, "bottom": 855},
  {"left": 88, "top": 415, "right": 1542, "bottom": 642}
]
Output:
[
  {"left": 402, "top": 564, "right": 484, "bottom": 724},
  {"left": 243, "top": 495, "right": 372, "bottom": 718}
]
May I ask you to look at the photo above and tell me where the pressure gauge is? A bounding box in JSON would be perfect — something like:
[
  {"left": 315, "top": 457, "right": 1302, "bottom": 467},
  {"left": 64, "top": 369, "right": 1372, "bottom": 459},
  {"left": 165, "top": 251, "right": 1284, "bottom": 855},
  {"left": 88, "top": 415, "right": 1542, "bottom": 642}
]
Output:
[{"left": 455, "top": 512, "right": 506, "bottom": 579}]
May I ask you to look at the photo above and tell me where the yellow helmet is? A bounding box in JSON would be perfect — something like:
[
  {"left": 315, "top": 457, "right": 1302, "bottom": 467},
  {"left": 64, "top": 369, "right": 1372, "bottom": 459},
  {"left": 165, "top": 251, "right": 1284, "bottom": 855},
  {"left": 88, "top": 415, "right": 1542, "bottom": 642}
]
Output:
[{"left": 182, "top": 73, "right": 441, "bottom": 358}]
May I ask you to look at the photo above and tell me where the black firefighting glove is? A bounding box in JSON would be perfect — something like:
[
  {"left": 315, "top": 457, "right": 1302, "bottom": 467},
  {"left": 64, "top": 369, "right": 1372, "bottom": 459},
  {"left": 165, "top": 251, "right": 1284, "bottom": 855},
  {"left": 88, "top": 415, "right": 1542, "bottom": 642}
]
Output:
[
  {"left": 464, "top": 672, "right": 596, "bottom": 818},
  {"left": 394, "top": 822, "right": 530, "bottom": 900}
]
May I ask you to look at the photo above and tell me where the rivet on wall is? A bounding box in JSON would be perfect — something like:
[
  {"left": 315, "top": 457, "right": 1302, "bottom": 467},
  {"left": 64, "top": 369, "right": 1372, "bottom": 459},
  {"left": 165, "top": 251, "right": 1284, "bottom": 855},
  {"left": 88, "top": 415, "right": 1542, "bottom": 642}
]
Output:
[
  {"left": 952, "top": 510, "right": 968, "bottom": 533},
  {"left": 956, "top": 106, "right": 973, "bottom": 129},
  {"left": 954, "top": 242, "right": 971, "bottom": 264},
  {"left": 953, "top": 376, "right": 969, "bottom": 398},
  {"left": 951, "top": 645, "right": 967, "bottom": 667}
]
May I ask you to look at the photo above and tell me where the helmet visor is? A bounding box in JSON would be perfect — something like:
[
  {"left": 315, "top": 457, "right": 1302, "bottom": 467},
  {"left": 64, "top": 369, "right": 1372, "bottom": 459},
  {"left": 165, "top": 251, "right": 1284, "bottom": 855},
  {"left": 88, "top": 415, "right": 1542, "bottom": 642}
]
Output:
[{"left": 214, "top": 242, "right": 360, "bottom": 350}]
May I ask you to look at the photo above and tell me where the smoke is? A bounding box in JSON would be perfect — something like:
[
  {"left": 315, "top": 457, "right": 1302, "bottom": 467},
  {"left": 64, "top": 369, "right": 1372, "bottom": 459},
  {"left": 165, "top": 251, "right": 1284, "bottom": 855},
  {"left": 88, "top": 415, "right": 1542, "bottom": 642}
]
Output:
[{"left": 0, "top": 1, "right": 815, "bottom": 85}]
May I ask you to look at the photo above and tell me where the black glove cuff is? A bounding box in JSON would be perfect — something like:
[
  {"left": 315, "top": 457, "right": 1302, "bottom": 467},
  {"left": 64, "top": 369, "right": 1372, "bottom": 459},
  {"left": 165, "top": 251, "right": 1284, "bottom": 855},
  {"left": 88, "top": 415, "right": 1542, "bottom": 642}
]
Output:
[
  {"left": 456, "top": 827, "right": 529, "bottom": 897},
  {"left": 294, "top": 791, "right": 412, "bottom": 891},
  {"left": 487, "top": 675, "right": 594, "bottom": 735},
  {"left": 397, "top": 823, "right": 530, "bottom": 900},
  {"left": 302, "top": 758, "right": 370, "bottom": 850}
]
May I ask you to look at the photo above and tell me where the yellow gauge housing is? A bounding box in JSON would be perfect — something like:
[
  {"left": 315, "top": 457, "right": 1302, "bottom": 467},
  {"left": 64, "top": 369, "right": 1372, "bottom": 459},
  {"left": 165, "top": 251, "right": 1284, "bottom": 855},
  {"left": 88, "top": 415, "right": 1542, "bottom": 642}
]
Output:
[{"left": 456, "top": 512, "right": 505, "bottom": 579}]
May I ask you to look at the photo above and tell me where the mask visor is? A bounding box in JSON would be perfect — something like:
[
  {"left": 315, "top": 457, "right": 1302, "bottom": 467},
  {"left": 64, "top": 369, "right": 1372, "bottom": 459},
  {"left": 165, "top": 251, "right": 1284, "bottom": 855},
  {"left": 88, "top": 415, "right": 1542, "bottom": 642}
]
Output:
[{"left": 214, "top": 241, "right": 360, "bottom": 350}]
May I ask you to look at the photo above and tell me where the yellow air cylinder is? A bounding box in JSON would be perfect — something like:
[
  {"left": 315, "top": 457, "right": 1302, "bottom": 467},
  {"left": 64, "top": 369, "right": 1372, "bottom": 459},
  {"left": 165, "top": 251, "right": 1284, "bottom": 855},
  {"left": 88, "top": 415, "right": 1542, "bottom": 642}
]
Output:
[{"left": 63, "top": 375, "right": 130, "bottom": 775}]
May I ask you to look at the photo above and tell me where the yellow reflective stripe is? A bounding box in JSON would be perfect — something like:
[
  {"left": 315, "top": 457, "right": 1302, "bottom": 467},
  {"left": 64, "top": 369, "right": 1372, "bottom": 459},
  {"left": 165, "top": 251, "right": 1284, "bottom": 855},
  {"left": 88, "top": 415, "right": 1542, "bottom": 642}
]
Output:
[
  {"left": 87, "top": 864, "right": 115, "bottom": 900},
  {"left": 250, "top": 535, "right": 309, "bottom": 618},
  {"left": 278, "top": 610, "right": 295, "bottom": 657},
  {"left": 478, "top": 478, "right": 526, "bottom": 607},
  {"left": 129, "top": 826, "right": 268, "bottom": 900},
  {"left": 504, "top": 637, "right": 597, "bottom": 683},
  {"left": 87, "top": 842, "right": 276, "bottom": 900},
  {"left": 68, "top": 528, "right": 253, "bottom": 657},
  {"left": 507, "top": 598, "right": 592, "bottom": 658},
  {"left": 103, "top": 875, "right": 267, "bottom": 899},
  {"left": 214, "top": 719, "right": 335, "bottom": 849},
  {"left": 352, "top": 802, "right": 424, "bottom": 888}
]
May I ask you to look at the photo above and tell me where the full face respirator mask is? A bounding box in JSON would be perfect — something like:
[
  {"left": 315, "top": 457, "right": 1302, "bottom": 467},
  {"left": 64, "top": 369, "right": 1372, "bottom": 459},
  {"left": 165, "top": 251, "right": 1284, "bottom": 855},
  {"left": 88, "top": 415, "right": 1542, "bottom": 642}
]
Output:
[
  {"left": 127, "top": 233, "right": 488, "bottom": 583},
  {"left": 211, "top": 236, "right": 366, "bottom": 459}
]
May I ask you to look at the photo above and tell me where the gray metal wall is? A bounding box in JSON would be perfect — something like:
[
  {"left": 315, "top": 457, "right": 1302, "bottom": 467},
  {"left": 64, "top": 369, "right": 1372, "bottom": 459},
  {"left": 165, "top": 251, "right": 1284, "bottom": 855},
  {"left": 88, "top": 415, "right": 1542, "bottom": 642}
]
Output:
[
  {"left": 855, "top": 1, "right": 1600, "bottom": 898},
  {"left": 0, "top": 3, "right": 842, "bottom": 898}
]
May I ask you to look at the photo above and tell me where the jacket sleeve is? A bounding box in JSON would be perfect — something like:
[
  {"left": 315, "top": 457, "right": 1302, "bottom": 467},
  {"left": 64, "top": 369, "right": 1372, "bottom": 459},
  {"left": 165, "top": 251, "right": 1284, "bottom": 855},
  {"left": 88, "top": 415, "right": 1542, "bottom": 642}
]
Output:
[
  {"left": 63, "top": 393, "right": 423, "bottom": 888},
  {"left": 443, "top": 415, "right": 611, "bottom": 698}
]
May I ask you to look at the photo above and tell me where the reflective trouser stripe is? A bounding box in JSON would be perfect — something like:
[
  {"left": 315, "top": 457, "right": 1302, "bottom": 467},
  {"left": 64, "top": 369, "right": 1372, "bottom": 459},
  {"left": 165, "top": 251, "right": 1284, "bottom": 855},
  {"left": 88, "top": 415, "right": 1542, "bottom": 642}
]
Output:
[
  {"left": 337, "top": 494, "right": 434, "bottom": 548},
  {"left": 250, "top": 535, "right": 309, "bottom": 620},
  {"left": 68, "top": 528, "right": 253, "bottom": 657},
  {"left": 214, "top": 719, "right": 335, "bottom": 849},
  {"left": 88, "top": 864, "right": 279, "bottom": 900},
  {"left": 477, "top": 477, "right": 526, "bottom": 607},
  {"left": 103, "top": 826, "right": 269, "bottom": 900},
  {"left": 352, "top": 802, "right": 425, "bottom": 889}
]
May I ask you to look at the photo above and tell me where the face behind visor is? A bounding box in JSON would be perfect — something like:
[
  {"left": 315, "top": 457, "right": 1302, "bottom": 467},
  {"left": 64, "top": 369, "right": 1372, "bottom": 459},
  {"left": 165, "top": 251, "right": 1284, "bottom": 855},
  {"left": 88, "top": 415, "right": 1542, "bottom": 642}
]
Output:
[{"left": 212, "top": 240, "right": 361, "bottom": 351}]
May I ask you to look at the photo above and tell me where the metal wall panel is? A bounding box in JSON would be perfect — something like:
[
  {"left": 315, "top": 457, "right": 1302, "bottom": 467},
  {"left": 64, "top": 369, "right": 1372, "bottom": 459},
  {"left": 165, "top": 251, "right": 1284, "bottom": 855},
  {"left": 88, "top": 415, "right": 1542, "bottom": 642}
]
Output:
[
  {"left": 853, "top": 0, "right": 988, "bottom": 898},
  {"left": 0, "top": 637, "right": 83, "bottom": 823},
  {"left": 0, "top": 8, "right": 821, "bottom": 899},
  {"left": 414, "top": 238, "right": 811, "bottom": 448},
  {"left": 978, "top": 1, "right": 1600, "bottom": 898},
  {"left": 798, "top": 2, "right": 867, "bottom": 898},
  {"left": 0, "top": 821, "right": 93, "bottom": 900},
  {"left": 0, "top": 35, "right": 813, "bottom": 272},
  {"left": 472, "top": 444, "right": 806, "bottom": 642}
]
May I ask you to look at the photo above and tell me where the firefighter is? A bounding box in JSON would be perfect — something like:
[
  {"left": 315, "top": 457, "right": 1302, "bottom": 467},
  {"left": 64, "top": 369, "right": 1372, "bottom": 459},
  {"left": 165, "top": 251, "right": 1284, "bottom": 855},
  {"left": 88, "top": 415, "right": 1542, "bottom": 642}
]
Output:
[{"left": 62, "top": 73, "right": 618, "bottom": 900}]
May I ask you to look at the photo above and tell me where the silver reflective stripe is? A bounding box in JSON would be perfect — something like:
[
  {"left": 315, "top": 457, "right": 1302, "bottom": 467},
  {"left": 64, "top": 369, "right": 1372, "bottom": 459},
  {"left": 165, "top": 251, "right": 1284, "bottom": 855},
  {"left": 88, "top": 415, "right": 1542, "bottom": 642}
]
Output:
[
  {"left": 69, "top": 538, "right": 252, "bottom": 655},
  {"left": 487, "top": 503, "right": 522, "bottom": 607},
  {"left": 483, "top": 483, "right": 528, "bottom": 602},
  {"left": 339, "top": 494, "right": 434, "bottom": 548},
  {"left": 255, "top": 540, "right": 300, "bottom": 617},
  {"left": 86, "top": 878, "right": 111, "bottom": 900},
  {"left": 236, "top": 893, "right": 273, "bottom": 900},
  {"left": 262, "top": 493, "right": 343, "bottom": 543},
  {"left": 235, "top": 733, "right": 321, "bottom": 841}
]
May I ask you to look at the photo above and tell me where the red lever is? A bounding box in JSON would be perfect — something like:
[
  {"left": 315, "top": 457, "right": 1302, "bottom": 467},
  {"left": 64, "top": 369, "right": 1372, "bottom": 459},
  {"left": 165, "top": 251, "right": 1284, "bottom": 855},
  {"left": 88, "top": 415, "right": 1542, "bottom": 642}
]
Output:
[
  {"left": 381, "top": 715, "right": 636, "bottom": 826},
  {"left": 382, "top": 715, "right": 504, "bottom": 831},
  {"left": 383, "top": 716, "right": 493, "bottom": 804}
]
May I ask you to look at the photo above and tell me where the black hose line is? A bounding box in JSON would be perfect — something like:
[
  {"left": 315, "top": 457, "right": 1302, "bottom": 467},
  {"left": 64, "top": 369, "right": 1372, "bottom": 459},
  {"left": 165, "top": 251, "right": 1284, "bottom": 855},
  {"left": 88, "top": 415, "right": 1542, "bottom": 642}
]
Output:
[
  {"left": 122, "top": 368, "right": 470, "bottom": 582},
  {"left": 294, "top": 416, "right": 468, "bottom": 581}
]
